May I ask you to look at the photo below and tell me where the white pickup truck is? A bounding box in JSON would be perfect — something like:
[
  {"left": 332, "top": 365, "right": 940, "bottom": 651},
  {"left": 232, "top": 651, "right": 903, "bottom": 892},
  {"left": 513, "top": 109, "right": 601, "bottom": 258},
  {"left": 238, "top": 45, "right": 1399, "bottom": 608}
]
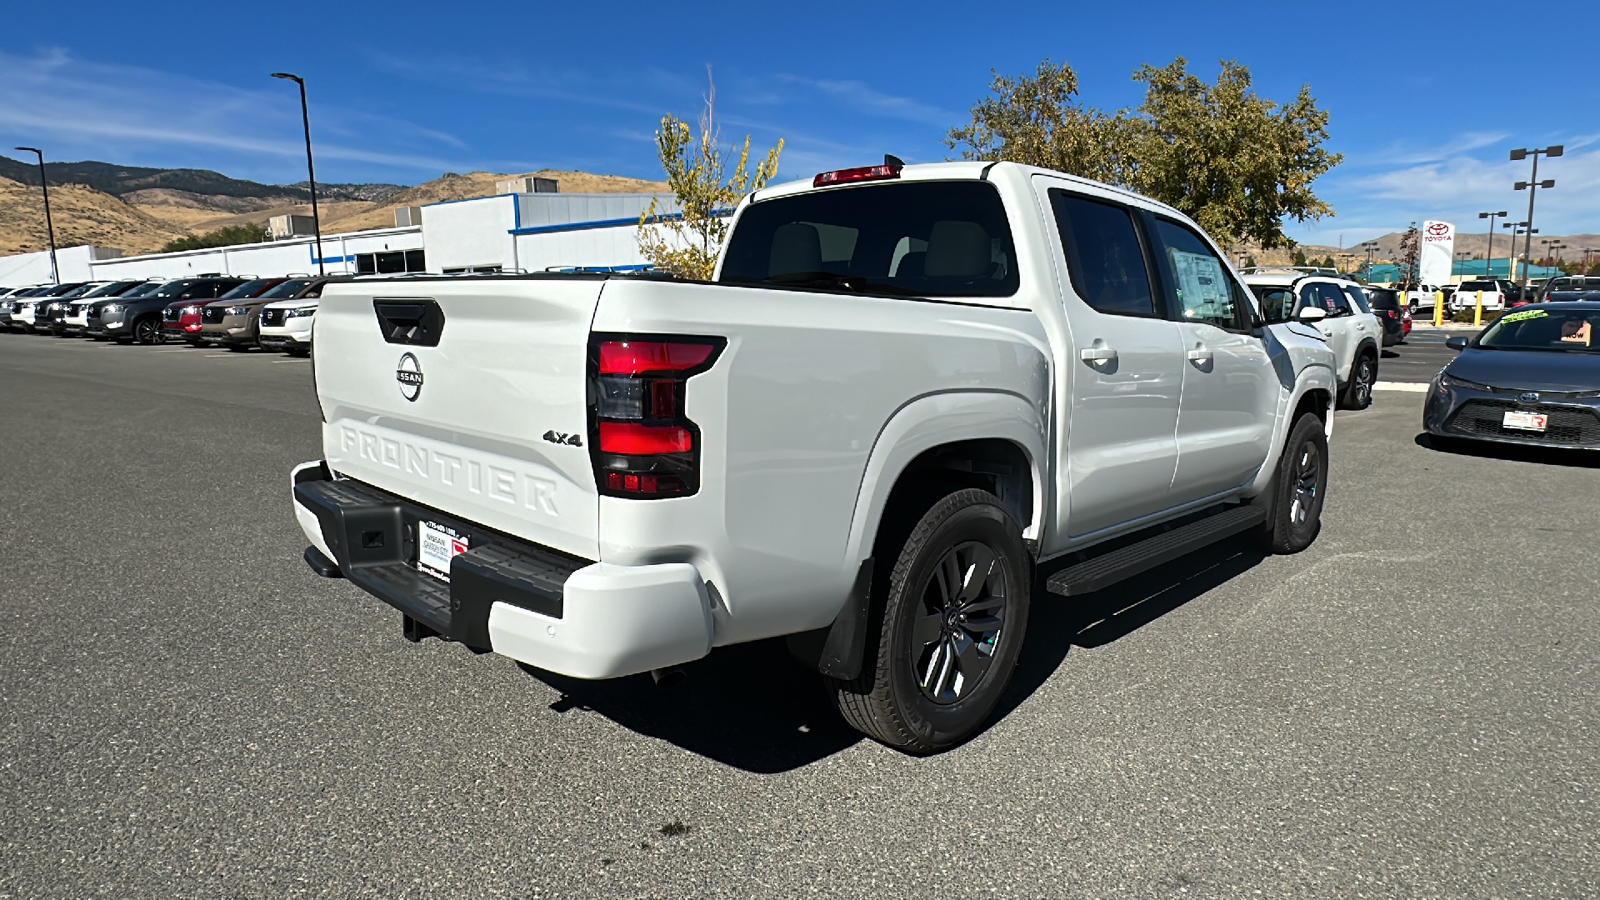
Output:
[{"left": 291, "top": 161, "right": 1338, "bottom": 752}]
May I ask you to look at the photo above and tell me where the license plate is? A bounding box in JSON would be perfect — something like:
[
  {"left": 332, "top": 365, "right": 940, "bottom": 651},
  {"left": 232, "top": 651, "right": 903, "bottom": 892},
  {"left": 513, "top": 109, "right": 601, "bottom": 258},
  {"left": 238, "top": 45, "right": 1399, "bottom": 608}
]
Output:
[
  {"left": 1502, "top": 411, "right": 1548, "bottom": 432},
  {"left": 417, "top": 520, "right": 469, "bottom": 581}
]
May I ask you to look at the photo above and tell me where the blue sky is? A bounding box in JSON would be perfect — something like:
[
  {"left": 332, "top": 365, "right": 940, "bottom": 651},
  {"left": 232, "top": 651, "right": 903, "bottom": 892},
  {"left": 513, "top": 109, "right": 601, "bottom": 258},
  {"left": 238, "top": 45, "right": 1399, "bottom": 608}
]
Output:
[{"left": 3, "top": 0, "right": 1596, "bottom": 247}]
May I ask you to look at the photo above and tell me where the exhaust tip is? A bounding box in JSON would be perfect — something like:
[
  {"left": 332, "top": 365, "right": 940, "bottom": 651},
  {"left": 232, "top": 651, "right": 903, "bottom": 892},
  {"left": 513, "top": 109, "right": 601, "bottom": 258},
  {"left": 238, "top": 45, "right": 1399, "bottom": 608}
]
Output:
[{"left": 650, "top": 667, "right": 687, "bottom": 689}]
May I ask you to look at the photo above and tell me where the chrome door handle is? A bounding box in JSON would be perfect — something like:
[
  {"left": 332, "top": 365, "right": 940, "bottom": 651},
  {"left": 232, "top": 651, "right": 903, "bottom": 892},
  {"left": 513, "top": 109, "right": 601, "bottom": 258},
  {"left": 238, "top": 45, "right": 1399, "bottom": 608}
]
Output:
[
  {"left": 1079, "top": 346, "right": 1118, "bottom": 363},
  {"left": 1186, "top": 347, "right": 1212, "bottom": 364}
]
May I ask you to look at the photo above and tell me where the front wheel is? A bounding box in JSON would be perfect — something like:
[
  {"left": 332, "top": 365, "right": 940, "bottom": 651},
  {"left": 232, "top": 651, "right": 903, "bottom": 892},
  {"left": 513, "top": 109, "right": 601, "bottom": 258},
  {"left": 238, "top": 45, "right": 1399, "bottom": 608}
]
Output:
[
  {"left": 1258, "top": 413, "right": 1329, "bottom": 554},
  {"left": 828, "top": 488, "right": 1031, "bottom": 754},
  {"left": 133, "top": 318, "right": 162, "bottom": 345}
]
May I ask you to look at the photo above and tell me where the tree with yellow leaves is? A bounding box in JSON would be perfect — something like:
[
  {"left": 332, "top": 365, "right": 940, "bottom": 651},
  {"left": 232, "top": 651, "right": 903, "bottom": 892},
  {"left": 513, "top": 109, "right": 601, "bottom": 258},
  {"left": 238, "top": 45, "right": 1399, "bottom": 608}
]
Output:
[{"left": 638, "top": 77, "right": 783, "bottom": 280}]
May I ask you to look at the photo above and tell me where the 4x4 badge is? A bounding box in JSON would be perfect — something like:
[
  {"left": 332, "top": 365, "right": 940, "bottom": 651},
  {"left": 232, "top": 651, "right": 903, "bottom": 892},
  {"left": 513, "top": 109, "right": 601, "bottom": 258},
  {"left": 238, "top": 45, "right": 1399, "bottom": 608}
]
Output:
[
  {"left": 543, "top": 430, "right": 583, "bottom": 447},
  {"left": 396, "top": 352, "right": 424, "bottom": 401}
]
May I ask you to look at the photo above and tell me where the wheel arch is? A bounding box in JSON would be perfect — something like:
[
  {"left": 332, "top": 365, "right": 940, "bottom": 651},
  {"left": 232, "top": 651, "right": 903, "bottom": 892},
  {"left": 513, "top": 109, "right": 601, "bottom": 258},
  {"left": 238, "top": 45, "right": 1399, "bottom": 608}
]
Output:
[{"left": 843, "top": 391, "right": 1046, "bottom": 574}]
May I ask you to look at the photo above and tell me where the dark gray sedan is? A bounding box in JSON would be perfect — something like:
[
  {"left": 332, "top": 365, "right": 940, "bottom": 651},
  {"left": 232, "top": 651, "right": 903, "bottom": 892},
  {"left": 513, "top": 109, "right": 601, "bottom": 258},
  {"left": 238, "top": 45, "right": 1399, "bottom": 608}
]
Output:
[{"left": 1424, "top": 301, "right": 1600, "bottom": 450}]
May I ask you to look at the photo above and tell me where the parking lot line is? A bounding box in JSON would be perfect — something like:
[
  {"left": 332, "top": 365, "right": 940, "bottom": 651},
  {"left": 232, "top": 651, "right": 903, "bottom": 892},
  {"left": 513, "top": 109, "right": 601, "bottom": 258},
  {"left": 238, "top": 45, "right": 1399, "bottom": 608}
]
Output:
[{"left": 1374, "top": 382, "right": 1429, "bottom": 392}]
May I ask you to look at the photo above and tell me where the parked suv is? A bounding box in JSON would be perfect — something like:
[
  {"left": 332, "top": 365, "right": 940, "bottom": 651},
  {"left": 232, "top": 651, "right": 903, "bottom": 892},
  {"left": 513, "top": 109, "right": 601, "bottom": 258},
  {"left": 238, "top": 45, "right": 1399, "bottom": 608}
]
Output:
[
  {"left": 12, "top": 283, "right": 88, "bottom": 333},
  {"left": 90, "top": 276, "right": 246, "bottom": 344},
  {"left": 197, "top": 277, "right": 305, "bottom": 350},
  {"left": 164, "top": 277, "right": 284, "bottom": 345},
  {"left": 59, "top": 281, "right": 151, "bottom": 336},
  {"left": 256, "top": 277, "right": 335, "bottom": 355},
  {"left": 1361, "top": 286, "right": 1410, "bottom": 345},
  {"left": 1245, "top": 269, "right": 1382, "bottom": 409}
]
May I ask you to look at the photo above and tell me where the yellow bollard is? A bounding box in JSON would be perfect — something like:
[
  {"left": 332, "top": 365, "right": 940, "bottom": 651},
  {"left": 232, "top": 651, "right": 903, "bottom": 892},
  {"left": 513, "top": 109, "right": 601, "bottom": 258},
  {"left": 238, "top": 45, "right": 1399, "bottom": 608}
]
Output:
[
  {"left": 1433, "top": 290, "right": 1444, "bottom": 327},
  {"left": 1474, "top": 290, "right": 1483, "bottom": 327}
]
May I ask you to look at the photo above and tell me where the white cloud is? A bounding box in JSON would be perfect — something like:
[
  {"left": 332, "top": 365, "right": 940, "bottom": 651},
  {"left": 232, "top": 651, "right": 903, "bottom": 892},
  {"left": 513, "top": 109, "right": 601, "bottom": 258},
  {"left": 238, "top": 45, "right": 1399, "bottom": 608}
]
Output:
[
  {"left": 0, "top": 48, "right": 480, "bottom": 178},
  {"left": 1286, "top": 136, "right": 1600, "bottom": 246},
  {"left": 775, "top": 75, "right": 955, "bottom": 128}
]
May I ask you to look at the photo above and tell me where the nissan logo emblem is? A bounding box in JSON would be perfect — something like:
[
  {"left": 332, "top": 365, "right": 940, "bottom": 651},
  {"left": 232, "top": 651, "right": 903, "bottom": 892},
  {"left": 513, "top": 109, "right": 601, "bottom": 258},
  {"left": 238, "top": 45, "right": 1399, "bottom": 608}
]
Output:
[{"left": 396, "top": 352, "right": 424, "bottom": 401}]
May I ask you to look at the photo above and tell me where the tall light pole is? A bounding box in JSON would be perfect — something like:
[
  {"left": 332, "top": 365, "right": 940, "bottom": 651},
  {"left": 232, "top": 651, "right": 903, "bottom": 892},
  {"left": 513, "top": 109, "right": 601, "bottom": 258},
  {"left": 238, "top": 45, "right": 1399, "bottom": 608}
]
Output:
[
  {"left": 1583, "top": 247, "right": 1598, "bottom": 274},
  {"left": 271, "top": 72, "right": 325, "bottom": 275},
  {"left": 1478, "top": 210, "right": 1507, "bottom": 280},
  {"left": 1502, "top": 221, "right": 1527, "bottom": 282},
  {"left": 1361, "top": 240, "right": 1379, "bottom": 281},
  {"left": 14, "top": 147, "right": 59, "bottom": 284},
  {"left": 1510, "top": 144, "right": 1562, "bottom": 299}
]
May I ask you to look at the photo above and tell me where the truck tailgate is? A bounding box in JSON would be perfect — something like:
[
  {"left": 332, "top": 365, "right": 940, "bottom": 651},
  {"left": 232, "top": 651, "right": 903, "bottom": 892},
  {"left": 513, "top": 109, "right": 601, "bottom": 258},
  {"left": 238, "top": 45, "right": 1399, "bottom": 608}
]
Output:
[{"left": 314, "top": 277, "right": 603, "bottom": 560}]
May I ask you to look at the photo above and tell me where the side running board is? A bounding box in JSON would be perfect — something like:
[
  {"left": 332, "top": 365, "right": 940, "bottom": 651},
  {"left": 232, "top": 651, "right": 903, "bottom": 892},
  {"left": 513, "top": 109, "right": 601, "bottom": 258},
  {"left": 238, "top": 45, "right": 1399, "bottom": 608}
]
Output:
[{"left": 1045, "top": 504, "right": 1266, "bottom": 597}]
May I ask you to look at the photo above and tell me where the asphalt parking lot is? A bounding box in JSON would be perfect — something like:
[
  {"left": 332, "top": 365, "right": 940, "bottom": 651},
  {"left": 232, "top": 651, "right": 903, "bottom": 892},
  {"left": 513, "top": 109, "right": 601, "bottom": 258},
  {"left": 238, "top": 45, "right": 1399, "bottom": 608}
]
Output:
[{"left": 2, "top": 333, "right": 1597, "bottom": 899}]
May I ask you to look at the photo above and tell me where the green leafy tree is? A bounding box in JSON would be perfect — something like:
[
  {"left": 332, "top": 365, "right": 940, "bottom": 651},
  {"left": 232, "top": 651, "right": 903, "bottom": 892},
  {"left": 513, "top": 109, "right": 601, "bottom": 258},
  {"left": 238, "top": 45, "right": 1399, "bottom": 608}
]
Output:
[
  {"left": 1291, "top": 248, "right": 1308, "bottom": 266},
  {"left": 1244, "top": 255, "right": 1258, "bottom": 268},
  {"left": 947, "top": 57, "right": 1342, "bottom": 249},
  {"left": 160, "top": 223, "right": 269, "bottom": 253},
  {"left": 637, "top": 77, "right": 783, "bottom": 280}
]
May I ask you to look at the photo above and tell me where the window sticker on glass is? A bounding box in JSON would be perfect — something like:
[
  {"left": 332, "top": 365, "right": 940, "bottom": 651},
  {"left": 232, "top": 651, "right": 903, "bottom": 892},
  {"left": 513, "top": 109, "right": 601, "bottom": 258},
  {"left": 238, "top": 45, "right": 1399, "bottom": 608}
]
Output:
[{"left": 1170, "top": 250, "right": 1232, "bottom": 323}]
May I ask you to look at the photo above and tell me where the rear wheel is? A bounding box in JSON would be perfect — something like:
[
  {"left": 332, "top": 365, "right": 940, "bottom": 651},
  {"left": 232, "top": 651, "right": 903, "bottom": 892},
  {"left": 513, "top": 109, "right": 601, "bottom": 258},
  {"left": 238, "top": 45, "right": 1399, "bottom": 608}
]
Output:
[
  {"left": 1258, "top": 413, "right": 1328, "bottom": 554},
  {"left": 828, "top": 488, "right": 1030, "bottom": 754},
  {"left": 1340, "top": 353, "right": 1375, "bottom": 410}
]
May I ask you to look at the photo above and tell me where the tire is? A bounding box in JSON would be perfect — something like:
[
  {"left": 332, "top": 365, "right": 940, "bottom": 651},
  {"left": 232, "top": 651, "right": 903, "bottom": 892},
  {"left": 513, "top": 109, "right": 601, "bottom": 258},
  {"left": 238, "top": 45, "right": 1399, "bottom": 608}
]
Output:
[
  {"left": 828, "top": 488, "right": 1031, "bottom": 754},
  {"left": 1258, "top": 413, "right": 1329, "bottom": 554},
  {"left": 133, "top": 317, "right": 162, "bottom": 345},
  {"left": 1340, "top": 352, "right": 1376, "bottom": 410},
  {"left": 226, "top": 343, "right": 249, "bottom": 352}
]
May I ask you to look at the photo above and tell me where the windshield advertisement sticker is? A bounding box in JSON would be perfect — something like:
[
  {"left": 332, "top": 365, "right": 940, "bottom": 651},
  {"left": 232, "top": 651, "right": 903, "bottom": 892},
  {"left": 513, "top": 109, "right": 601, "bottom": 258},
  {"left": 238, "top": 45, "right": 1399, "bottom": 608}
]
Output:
[
  {"left": 1171, "top": 250, "right": 1231, "bottom": 318},
  {"left": 1499, "top": 308, "right": 1548, "bottom": 325}
]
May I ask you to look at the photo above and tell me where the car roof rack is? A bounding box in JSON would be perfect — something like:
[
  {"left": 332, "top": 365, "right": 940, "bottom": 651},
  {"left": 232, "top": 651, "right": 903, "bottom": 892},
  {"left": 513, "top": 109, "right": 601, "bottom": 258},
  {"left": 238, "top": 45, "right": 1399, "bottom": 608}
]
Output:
[{"left": 1239, "top": 265, "right": 1342, "bottom": 277}]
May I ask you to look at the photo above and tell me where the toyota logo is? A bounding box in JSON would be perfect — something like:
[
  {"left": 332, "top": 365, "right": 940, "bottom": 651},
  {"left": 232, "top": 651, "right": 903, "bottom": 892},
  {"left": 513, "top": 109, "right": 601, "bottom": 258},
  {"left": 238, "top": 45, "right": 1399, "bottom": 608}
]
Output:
[
  {"left": 1519, "top": 391, "right": 1540, "bottom": 404},
  {"left": 396, "top": 352, "right": 424, "bottom": 401},
  {"left": 1427, "top": 222, "right": 1450, "bottom": 237}
]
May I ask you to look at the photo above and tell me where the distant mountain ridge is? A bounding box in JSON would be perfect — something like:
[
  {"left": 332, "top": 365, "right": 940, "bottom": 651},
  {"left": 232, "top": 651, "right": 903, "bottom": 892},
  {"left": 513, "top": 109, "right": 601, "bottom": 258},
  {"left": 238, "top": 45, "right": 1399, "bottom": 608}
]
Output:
[
  {"left": 0, "top": 157, "right": 669, "bottom": 258},
  {"left": 0, "top": 155, "right": 404, "bottom": 203}
]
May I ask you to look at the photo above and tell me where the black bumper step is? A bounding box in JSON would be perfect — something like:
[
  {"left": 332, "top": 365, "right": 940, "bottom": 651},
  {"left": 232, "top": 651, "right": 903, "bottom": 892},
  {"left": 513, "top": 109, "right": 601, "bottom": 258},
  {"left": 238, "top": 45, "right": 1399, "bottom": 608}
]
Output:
[
  {"left": 293, "top": 470, "right": 591, "bottom": 648},
  {"left": 1045, "top": 504, "right": 1266, "bottom": 597}
]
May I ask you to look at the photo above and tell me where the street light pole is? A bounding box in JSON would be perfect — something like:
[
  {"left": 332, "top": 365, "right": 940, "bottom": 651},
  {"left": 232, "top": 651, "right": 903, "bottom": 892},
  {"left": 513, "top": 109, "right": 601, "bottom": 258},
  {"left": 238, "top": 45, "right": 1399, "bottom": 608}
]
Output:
[
  {"left": 1510, "top": 144, "right": 1562, "bottom": 299},
  {"left": 1478, "top": 210, "right": 1507, "bottom": 280},
  {"left": 14, "top": 146, "right": 59, "bottom": 284},
  {"left": 1361, "top": 241, "right": 1379, "bottom": 281},
  {"left": 271, "top": 72, "right": 325, "bottom": 276}
]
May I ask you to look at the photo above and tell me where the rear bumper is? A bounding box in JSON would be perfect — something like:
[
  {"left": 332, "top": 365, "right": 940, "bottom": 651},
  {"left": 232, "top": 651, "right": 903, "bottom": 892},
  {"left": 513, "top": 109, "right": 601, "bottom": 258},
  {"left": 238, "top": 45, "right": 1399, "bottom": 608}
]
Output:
[{"left": 290, "top": 461, "right": 713, "bottom": 678}]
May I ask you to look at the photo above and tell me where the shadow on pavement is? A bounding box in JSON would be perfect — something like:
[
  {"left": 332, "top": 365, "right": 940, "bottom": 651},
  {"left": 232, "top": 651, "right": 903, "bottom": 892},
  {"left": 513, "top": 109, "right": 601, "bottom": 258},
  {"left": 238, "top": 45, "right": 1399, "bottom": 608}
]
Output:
[
  {"left": 1415, "top": 432, "right": 1600, "bottom": 469},
  {"left": 520, "top": 539, "right": 1267, "bottom": 771},
  {"left": 519, "top": 638, "right": 863, "bottom": 774},
  {"left": 993, "top": 538, "right": 1266, "bottom": 723}
]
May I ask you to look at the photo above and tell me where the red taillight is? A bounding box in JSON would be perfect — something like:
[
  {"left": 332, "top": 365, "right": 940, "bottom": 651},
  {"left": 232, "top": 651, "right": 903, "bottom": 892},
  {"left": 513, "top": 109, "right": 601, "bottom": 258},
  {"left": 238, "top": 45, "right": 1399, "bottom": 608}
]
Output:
[
  {"left": 598, "top": 340, "right": 715, "bottom": 375},
  {"left": 598, "top": 422, "right": 693, "bottom": 455},
  {"left": 590, "top": 335, "right": 724, "bottom": 499},
  {"left": 813, "top": 162, "right": 902, "bottom": 188}
]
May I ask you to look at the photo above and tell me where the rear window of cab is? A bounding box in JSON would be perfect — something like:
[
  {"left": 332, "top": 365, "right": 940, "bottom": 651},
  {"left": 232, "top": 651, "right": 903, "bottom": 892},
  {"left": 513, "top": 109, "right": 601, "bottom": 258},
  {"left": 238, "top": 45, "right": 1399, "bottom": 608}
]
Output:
[{"left": 719, "top": 181, "right": 1019, "bottom": 298}]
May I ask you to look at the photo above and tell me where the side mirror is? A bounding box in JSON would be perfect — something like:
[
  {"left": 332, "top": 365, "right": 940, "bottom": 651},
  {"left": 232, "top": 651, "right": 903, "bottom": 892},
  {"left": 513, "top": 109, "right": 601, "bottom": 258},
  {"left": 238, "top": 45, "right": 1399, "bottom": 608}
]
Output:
[
  {"left": 1445, "top": 336, "right": 1469, "bottom": 351},
  {"left": 1297, "top": 307, "right": 1327, "bottom": 323}
]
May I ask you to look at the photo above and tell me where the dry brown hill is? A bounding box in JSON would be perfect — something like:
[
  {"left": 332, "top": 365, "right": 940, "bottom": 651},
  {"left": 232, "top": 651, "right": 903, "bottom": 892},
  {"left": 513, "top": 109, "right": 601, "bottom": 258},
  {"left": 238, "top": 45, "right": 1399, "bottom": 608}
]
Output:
[
  {"left": 127, "top": 168, "right": 670, "bottom": 241},
  {"left": 2, "top": 167, "right": 670, "bottom": 257},
  {"left": 0, "top": 176, "right": 189, "bottom": 256}
]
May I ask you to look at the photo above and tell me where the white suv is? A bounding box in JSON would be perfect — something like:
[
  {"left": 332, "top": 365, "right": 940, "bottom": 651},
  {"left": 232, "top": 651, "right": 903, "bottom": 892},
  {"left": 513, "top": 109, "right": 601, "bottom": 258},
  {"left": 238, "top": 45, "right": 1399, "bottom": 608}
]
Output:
[{"left": 1244, "top": 270, "right": 1383, "bottom": 409}]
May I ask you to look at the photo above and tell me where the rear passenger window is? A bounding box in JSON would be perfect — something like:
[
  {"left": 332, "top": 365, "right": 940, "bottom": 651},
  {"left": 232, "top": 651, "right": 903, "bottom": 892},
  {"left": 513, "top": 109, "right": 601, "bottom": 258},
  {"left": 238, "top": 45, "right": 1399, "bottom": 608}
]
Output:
[
  {"left": 1049, "top": 191, "right": 1156, "bottom": 317},
  {"left": 1150, "top": 217, "right": 1249, "bottom": 330},
  {"left": 1317, "top": 283, "right": 1352, "bottom": 316}
]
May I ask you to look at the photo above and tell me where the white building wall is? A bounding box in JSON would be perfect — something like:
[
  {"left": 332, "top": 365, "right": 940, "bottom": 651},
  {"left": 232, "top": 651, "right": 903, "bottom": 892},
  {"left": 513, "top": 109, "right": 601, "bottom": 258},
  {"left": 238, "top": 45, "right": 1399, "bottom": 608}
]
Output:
[
  {"left": 421, "top": 195, "right": 519, "bottom": 272},
  {"left": 0, "top": 245, "right": 121, "bottom": 285},
  {"left": 87, "top": 227, "right": 424, "bottom": 281}
]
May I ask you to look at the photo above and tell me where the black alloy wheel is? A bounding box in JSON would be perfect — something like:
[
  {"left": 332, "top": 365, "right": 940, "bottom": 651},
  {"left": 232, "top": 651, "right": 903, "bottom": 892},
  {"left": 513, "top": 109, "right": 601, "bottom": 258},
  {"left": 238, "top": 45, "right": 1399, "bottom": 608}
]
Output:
[
  {"left": 828, "top": 488, "right": 1030, "bottom": 754},
  {"left": 1342, "top": 354, "right": 1375, "bottom": 410},
  {"left": 911, "top": 541, "right": 1007, "bottom": 705},
  {"left": 1259, "top": 413, "right": 1328, "bottom": 554},
  {"left": 134, "top": 317, "right": 162, "bottom": 345}
]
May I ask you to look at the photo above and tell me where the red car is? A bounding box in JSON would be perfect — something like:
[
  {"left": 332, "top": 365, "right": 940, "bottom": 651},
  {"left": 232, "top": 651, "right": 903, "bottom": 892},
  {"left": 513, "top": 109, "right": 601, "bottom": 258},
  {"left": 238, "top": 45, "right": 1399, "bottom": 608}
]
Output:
[{"left": 161, "top": 277, "right": 283, "bottom": 344}]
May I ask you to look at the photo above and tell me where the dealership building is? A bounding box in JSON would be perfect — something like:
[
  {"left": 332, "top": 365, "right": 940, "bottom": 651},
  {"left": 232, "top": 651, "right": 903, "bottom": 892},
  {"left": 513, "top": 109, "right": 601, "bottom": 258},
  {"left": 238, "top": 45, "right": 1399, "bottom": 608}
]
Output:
[{"left": 0, "top": 186, "right": 683, "bottom": 286}]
